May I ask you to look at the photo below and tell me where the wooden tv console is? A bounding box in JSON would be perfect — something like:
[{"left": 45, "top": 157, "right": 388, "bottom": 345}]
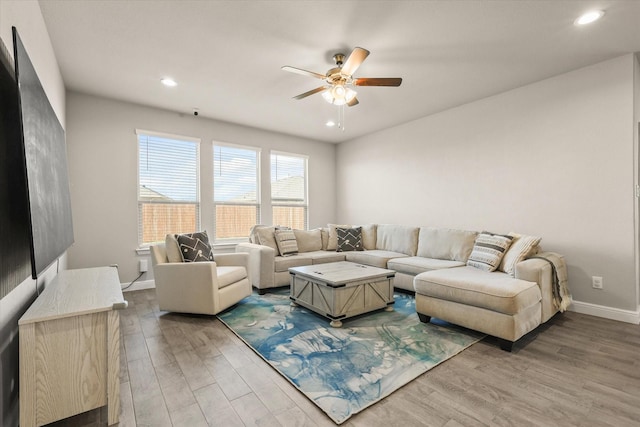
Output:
[{"left": 18, "top": 266, "right": 127, "bottom": 426}]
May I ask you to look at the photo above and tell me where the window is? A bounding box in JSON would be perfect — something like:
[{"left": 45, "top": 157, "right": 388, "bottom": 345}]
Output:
[
  {"left": 213, "top": 144, "right": 260, "bottom": 242},
  {"left": 271, "top": 152, "right": 307, "bottom": 229},
  {"left": 137, "top": 131, "right": 199, "bottom": 246}
]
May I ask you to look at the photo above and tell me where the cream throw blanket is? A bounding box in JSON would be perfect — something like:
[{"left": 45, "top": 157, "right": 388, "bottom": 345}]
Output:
[{"left": 530, "top": 252, "right": 572, "bottom": 312}]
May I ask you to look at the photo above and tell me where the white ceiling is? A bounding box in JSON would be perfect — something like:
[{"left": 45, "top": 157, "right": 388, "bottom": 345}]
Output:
[{"left": 39, "top": 0, "right": 640, "bottom": 144}]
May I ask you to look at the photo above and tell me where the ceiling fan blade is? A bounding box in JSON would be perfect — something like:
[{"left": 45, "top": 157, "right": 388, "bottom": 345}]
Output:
[
  {"left": 347, "top": 97, "right": 359, "bottom": 107},
  {"left": 353, "top": 77, "right": 402, "bottom": 87},
  {"left": 293, "top": 86, "right": 326, "bottom": 100},
  {"left": 341, "top": 47, "right": 370, "bottom": 76},
  {"left": 282, "top": 66, "right": 326, "bottom": 80}
]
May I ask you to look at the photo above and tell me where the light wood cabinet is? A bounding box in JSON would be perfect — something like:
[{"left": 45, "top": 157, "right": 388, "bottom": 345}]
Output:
[{"left": 19, "top": 266, "right": 127, "bottom": 426}]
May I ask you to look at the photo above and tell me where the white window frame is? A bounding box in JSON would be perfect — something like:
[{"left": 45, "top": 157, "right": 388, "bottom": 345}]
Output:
[
  {"left": 270, "top": 150, "right": 308, "bottom": 230},
  {"left": 213, "top": 142, "right": 261, "bottom": 243},
  {"left": 136, "top": 129, "right": 201, "bottom": 247}
]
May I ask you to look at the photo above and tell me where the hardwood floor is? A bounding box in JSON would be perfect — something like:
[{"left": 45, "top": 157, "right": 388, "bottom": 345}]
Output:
[{"left": 47, "top": 289, "right": 640, "bottom": 427}]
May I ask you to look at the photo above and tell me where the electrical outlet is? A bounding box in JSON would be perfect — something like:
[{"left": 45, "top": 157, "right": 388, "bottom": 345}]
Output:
[
  {"left": 592, "top": 276, "right": 603, "bottom": 289},
  {"left": 139, "top": 259, "right": 148, "bottom": 273}
]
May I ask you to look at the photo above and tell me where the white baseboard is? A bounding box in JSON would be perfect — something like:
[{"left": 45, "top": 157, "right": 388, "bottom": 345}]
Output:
[
  {"left": 121, "top": 279, "right": 155, "bottom": 292},
  {"left": 569, "top": 300, "right": 640, "bottom": 324},
  {"left": 118, "top": 281, "right": 640, "bottom": 324}
]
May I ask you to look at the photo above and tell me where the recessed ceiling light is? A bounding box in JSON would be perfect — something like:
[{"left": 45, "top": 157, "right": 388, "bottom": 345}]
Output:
[
  {"left": 161, "top": 77, "right": 177, "bottom": 87},
  {"left": 326, "top": 121, "right": 336, "bottom": 127},
  {"left": 574, "top": 10, "right": 605, "bottom": 26}
]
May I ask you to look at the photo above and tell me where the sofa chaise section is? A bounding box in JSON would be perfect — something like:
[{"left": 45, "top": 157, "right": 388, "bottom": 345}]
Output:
[{"left": 413, "top": 251, "right": 566, "bottom": 351}]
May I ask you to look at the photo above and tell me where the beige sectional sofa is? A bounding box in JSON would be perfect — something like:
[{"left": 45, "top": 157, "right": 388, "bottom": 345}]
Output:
[{"left": 236, "top": 223, "right": 567, "bottom": 351}]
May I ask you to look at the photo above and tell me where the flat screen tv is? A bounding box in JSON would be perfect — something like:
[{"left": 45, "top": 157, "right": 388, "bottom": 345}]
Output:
[
  {"left": 13, "top": 27, "right": 74, "bottom": 279},
  {"left": 0, "top": 36, "right": 31, "bottom": 298}
]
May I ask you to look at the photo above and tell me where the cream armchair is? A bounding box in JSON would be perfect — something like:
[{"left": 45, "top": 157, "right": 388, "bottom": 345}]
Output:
[{"left": 150, "top": 244, "right": 252, "bottom": 315}]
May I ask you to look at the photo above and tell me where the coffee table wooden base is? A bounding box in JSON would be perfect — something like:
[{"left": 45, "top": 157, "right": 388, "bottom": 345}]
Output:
[{"left": 289, "top": 262, "right": 395, "bottom": 327}]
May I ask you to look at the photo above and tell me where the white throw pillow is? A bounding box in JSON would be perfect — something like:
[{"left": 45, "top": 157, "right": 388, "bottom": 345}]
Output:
[{"left": 499, "top": 232, "right": 542, "bottom": 277}]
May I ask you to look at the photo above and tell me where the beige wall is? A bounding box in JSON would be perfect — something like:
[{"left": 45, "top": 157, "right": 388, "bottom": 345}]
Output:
[
  {"left": 337, "top": 54, "right": 638, "bottom": 315},
  {"left": 65, "top": 92, "right": 336, "bottom": 283},
  {"left": 0, "top": 1, "right": 66, "bottom": 425}
]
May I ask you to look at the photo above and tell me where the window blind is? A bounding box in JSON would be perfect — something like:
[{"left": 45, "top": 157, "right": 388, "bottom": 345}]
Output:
[
  {"left": 137, "top": 132, "right": 199, "bottom": 245},
  {"left": 213, "top": 144, "right": 260, "bottom": 242},
  {"left": 271, "top": 152, "right": 307, "bottom": 230}
]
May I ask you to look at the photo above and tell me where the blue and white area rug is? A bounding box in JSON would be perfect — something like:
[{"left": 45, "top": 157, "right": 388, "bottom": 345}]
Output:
[{"left": 217, "top": 290, "right": 484, "bottom": 424}]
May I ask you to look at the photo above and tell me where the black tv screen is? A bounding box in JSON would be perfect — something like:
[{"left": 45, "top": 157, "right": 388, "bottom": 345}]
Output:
[
  {"left": 13, "top": 28, "right": 74, "bottom": 278},
  {"left": 0, "top": 36, "right": 31, "bottom": 298}
]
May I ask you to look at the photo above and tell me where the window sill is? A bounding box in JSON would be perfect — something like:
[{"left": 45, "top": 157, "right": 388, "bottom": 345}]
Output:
[
  {"left": 136, "top": 242, "right": 240, "bottom": 255},
  {"left": 136, "top": 247, "right": 150, "bottom": 255}
]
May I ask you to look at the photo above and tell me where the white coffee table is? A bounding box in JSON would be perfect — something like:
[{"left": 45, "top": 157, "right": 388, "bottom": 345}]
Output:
[{"left": 289, "top": 261, "right": 395, "bottom": 327}]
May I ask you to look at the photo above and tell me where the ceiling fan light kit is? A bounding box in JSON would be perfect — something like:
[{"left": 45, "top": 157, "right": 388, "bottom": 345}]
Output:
[{"left": 282, "top": 46, "right": 402, "bottom": 129}]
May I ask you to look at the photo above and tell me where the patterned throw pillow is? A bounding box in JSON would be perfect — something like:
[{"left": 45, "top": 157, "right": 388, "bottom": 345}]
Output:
[
  {"left": 336, "top": 227, "right": 364, "bottom": 252},
  {"left": 176, "top": 231, "right": 214, "bottom": 262},
  {"left": 274, "top": 228, "right": 299, "bottom": 256},
  {"left": 466, "top": 232, "right": 514, "bottom": 272},
  {"left": 499, "top": 232, "right": 542, "bottom": 277}
]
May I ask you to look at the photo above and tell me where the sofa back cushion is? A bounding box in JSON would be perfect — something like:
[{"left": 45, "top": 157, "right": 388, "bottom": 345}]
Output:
[
  {"left": 293, "top": 229, "right": 323, "bottom": 252},
  {"left": 417, "top": 227, "right": 478, "bottom": 262},
  {"left": 375, "top": 224, "right": 420, "bottom": 256}
]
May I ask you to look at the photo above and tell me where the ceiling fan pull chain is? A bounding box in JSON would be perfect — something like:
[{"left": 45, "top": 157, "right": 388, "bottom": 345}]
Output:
[{"left": 338, "top": 104, "right": 345, "bottom": 131}]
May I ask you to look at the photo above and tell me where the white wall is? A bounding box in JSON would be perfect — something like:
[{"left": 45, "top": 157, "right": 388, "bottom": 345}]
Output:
[
  {"left": 0, "top": 1, "right": 66, "bottom": 425},
  {"left": 635, "top": 53, "right": 640, "bottom": 308},
  {"left": 65, "top": 92, "right": 336, "bottom": 283},
  {"left": 337, "top": 54, "right": 638, "bottom": 315}
]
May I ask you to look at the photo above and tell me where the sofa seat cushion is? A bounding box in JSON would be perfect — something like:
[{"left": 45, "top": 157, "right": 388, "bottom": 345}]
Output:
[
  {"left": 387, "top": 257, "right": 465, "bottom": 276},
  {"left": 414, "top": 266, "right": 541, "bottom": 315},
  {"left": 217, "top": 266, "right": 248, "bottom": 289},
  {"left": 305, "top": 250, "right": 346, "bottom": 264},
  {"left": 344, "top": 250, "right": 408, "bottom": 268},
  {"left": 274, "top": 255, "right": 313, "bottom": 272}
]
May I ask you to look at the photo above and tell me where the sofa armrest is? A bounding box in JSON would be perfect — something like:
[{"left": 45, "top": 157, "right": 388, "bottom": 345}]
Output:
[
  {"left": 515, "top": 252, "right": 560, "bottom": 323},
  {"left": 235, "top": 242, "right": 276, "bottom": 288}
]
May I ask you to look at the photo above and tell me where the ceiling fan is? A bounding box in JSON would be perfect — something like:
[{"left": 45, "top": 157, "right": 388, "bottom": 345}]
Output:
[{"left": 282, "top": 47, "right": 402, "bottom": 107}]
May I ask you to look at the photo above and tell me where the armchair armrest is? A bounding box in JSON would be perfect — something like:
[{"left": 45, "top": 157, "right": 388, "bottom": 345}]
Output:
[
  {"left": 214, "top": 252, "right": 249, "bottom": 269},
  {"left": 153, "top": 262, "right": 220, "bottom": 314},
  {"left": 215, "top": 252, "right": 250, "bottom": 284},
  {"left": 236, "top": 242, "right": 276, "bottom": 288}
]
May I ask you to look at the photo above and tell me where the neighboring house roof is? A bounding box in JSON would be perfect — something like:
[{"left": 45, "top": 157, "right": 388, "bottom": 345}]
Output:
[
  {"left": 139, "top": 185, "right": 172, "bottom": 202},
  {"left": 230, "top": 176, "right": 304, "bottom": 203}
]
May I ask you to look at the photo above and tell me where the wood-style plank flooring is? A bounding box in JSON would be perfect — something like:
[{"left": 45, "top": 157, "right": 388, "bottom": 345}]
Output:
[{"left": 47, "top": 289, "right": 640, "bottom": 427}]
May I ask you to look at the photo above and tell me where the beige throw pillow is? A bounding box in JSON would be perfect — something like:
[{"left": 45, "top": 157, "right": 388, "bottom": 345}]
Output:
[
  {"left": 358, "top": 224, "right": 377, "bottom": 250},
  {"left": 499, "top": 232, "right": 542, "bottom": 277},
  {"left": 274, "top": 229, "right": 298, "bottom": 256},
  {"left": 293, "top": 229, "right": 322, "bottom": 252},
  {"left": 165, "top": 234, "right": 183, "bottom": 263},
  {"left": 321, "top": 228, "right": 329, "bottom": 250},
  {"left": 255, "top": 226, "right": 278, "bottom": 252}
]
